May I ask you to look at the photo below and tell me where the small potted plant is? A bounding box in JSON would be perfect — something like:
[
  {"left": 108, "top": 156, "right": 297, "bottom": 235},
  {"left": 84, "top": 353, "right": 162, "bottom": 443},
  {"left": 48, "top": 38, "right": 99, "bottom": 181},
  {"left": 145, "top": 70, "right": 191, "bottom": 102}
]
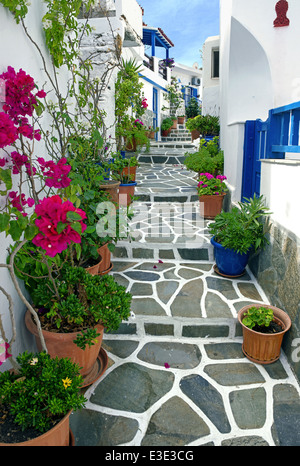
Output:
[
  {"left": 197, "top": 173, "right": 227, "bottom": 219},
  {"left": 184, "top": 137, "right": 224, "bottom": 176},
  {"left": 178, "top": 115, "right": 185, "bottom": 124},
  {"left": 25, "top": 264, "right": 132, "bottom": 386},
  {"left": 121, "top": 156, "right": 139, "bottom": 182},
  {"left": 0, "top": 351, "right": 86, "bottom": 446},
  {"left": 237, "top": 304, "right": 292, "bottom": 364},
  {"left": 161, "top": 117, "right": 173, "bottom": 136},
  {"left": 110, "top": 155, "right": 137, "bottom": 206},
  {"left": 208, "top": 195, "right": 271, "bottom": 277}
]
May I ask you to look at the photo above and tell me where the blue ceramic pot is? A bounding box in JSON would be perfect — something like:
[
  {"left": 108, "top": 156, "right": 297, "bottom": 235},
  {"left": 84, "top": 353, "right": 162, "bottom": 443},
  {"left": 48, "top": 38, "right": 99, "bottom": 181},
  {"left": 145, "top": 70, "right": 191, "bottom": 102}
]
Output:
[{"left": 211, "top": 236, "right": 251, "bottom": 276}]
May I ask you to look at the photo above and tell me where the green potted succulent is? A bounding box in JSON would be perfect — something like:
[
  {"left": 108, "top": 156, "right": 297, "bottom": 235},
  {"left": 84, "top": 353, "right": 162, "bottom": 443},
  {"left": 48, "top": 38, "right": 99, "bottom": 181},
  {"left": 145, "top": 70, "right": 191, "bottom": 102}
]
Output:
[
  {"left": 184, "top": 137, "right": 224, "bottom": 176},
  {"left": 209, "top": 195, "right": 271, "bottom": 277},
  {"left": 197, "top": 173, "right": 228, "bottom": 219},
  {"left": 25, "top": 264, "right": 132, "bottom": 385},
  {"left": 0, "top": 352, "right": 86, "bottom": 446},
  {"left": 237, "top": 304, "right": 292, "bottom": 364}
]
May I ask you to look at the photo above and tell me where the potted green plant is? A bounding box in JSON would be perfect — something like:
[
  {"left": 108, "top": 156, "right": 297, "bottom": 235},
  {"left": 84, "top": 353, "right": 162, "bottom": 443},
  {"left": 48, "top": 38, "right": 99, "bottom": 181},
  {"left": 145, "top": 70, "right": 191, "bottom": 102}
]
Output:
[
  {"left": 121, "top": 156, "right": 139, "bottom": 182},
  {"left": 197, "top": 173, "right": 228, "bottom": 219},
  {"left": 25, "top": 264, "right": 132, "bottom": 385},
  {"left": 186, "top": 114, "right": 220, "bottom": 141},
  {"left": 237, "top": 304, "right": 292, "bottom": 364},
  {"left": 161, "top": 117, "right": 173, "bottom": 136},
  {"left": 0, "top": 352, "right": 86, "bottom": 446},
  {"left": 184, "top": 137, "right": 224, "bottom": 176},
  {"left": 208, "top": 195, "right": 271, "bottom": 277},
  {"left": 178, "top": 115, "right": 185, "bottom": 124},
  {"left": 171, "top": 116, "right": 178, "bottom": 129}
]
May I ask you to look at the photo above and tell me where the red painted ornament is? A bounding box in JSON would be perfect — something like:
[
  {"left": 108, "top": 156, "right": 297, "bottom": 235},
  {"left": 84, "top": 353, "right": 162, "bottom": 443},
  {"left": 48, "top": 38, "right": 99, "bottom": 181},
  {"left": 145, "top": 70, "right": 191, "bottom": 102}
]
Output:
[{"left": 274, "top": 0, "right": 290, "bottom": 27}]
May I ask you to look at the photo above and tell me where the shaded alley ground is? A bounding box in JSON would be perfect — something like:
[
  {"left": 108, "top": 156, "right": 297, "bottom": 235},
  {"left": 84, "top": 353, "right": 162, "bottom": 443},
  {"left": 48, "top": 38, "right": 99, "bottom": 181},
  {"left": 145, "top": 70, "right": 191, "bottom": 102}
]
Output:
[{"left": 70, "top": 140, "right": 300, "bottom": 447}]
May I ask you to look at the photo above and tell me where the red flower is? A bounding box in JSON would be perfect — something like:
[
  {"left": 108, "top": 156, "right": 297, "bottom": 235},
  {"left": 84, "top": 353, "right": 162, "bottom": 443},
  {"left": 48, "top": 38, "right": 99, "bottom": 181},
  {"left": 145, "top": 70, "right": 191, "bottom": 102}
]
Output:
[
  {"left": 0, "top": 112, "right": 18, "bottom": 148},
  {"left": 37, "top": 157, "right": 71, "bottom": 189},
  {"left": 32, "top": 195, "right": 87, "bottom": 257}
]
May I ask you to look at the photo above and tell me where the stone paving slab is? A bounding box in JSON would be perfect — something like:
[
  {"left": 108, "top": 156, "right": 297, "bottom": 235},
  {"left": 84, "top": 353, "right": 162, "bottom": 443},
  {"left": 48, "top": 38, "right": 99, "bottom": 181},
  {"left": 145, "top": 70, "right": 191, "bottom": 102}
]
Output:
[{"left": 70, "top": 161, "right": 300, "bottom": 447}]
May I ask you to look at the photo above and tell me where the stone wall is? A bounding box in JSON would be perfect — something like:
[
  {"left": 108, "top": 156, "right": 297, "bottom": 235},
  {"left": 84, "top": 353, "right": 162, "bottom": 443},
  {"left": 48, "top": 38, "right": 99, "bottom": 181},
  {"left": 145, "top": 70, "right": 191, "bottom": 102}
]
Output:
[{"left": 249, "top": 221, "right": 300, "bottom": 382}]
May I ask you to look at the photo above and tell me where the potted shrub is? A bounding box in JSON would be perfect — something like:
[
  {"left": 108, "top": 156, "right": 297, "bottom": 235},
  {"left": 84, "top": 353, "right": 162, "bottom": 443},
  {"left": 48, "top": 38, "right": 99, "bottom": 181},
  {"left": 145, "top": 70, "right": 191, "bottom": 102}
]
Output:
[
  {"left": 161, "top": 117, "right": 173, "bottom": 136},
  {"left": 197, "top": 173, "right": 227, "bottom": 219},
  {"left": 0, "top": 352, "right": 86, "bottom": 446},
  {"left": 184, "top": 137, "right": 224, "bottom": 176},
  {"left": 186, "top": 114, "right": 220, "bottom": 141},
  {"left": 237, "top": 304, "right": 292, "bottom": 364},
  {"left": 208, "top": 195, "right": 271, "bottom": 277},
  {"left": 111, "top": 155, "right": 138, "bottom": 206},
  {"left": 25, "top": 264, "right": 132, "bottom": 385},
  {"left": 121, "top": 156, "right": 139, "bottom": 182},
  {"left": 178, "top": 115, "right": 185, "bottom": 124}
]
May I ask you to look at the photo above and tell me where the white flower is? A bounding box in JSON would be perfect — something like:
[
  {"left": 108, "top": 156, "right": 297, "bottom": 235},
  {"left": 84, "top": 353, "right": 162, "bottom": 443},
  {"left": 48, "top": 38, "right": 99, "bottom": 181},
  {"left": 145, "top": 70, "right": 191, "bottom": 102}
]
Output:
[
  {"left": 42, "top": 19, "right": 52, "bottom": 30},
  {"left": 57, "top": 13, "right": 64, "bottom": 25}
]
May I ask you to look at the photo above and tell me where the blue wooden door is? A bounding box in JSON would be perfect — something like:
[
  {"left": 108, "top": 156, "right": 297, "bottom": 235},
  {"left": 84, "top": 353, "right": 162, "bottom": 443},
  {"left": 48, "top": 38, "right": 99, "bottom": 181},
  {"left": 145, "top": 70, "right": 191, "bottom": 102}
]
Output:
[
  {"left": 242, "top": 119, "right": 268, "bottom": 201},
  {"left": 153, "top": 88, "right": 158, "bottom": 140}
]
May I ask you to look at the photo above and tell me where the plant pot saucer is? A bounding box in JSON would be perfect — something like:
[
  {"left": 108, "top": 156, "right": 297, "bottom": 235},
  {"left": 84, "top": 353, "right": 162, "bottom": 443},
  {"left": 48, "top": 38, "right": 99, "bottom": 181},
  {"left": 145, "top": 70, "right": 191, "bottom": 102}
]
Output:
[
  {"left": 241, "top": 344, "right": 279, "bottom": 365},
  {"left": 213, "top": 264, "right": 245, "bottom": 278},
  {"left": 98, "top": 262, "right": 113, "bottom": 276},
  {"left": 81, "top": 347, "right": 108, "bottom": 388},
  {"left": 69, "top": 429, "right": 75, "bottom": 446}
]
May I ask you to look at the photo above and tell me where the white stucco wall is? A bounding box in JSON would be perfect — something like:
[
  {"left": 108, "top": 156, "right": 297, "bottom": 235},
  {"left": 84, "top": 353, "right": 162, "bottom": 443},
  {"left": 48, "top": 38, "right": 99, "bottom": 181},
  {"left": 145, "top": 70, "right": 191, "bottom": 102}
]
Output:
[
  {"left": 0, "top": 3, "right": 66, "bottom": 364},
  {"left": 202, "top": 36, "right": 220, "bottom": 116},
  {"left": 220, "top": 0, "right": 300, "bottom": 208}
]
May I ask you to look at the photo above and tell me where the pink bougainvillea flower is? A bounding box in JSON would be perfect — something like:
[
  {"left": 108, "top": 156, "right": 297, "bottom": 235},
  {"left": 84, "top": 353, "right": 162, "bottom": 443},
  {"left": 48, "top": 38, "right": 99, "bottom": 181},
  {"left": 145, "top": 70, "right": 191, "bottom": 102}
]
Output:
[
  {"left": 10, "top": 151, "right": 28, "bottom": 174},
  {"left": 0, "top": 112, "right": 18, "bottom": 148},
  {"left": 158, "top": 260, "right": 164, "bottom": 263},
  {"left": 37, "top": 157, "right": 71, "bottom": 189},
  {"left": 32, "top": 195, "right": 87, "bottom": 257},
  {"left": 0, "top": 342, "right": 12, "bottom": 366},
  {"left": 164, "top": 363, "right": 170, "bottom": 369},
  {"left": 0, "top": 157, "right": 7, "bottom": 167},
  {"left": 0, "top": 67, "right": 46, "bottom": 123}
]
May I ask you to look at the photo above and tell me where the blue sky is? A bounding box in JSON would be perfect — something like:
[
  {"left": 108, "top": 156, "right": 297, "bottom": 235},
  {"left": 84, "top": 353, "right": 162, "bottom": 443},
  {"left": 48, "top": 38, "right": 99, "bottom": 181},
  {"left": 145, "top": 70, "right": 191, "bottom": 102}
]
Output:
[{"left": 139, "top": 0, "right": 220, "bottom": 68}]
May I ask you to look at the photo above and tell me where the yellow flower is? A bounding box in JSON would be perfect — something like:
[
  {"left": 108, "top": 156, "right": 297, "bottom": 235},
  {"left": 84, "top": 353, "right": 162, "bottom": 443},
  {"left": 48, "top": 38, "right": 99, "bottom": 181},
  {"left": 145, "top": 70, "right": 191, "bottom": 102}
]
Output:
[{"left": 62, "top": 377, "right": 72, "bottom": 389}]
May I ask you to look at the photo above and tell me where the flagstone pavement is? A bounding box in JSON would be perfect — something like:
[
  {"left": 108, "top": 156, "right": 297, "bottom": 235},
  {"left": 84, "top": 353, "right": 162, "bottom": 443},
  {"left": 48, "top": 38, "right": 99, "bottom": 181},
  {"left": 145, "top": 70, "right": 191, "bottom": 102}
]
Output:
[{"left": 70, "top": 158, "right": 300, "bottom": 447}]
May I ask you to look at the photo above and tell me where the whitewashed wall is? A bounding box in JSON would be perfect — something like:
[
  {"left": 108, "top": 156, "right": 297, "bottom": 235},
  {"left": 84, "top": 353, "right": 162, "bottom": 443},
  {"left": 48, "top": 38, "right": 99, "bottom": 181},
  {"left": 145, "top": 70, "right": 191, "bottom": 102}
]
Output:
[
  {"left": 0, "top": 2, "right": 69, "bottom": 364},
  {"left": 202, "top": 36, "right": 220, "bottom": 116},
  {"left": 220, "top": 0, "right": 300, "bottom": 206}
]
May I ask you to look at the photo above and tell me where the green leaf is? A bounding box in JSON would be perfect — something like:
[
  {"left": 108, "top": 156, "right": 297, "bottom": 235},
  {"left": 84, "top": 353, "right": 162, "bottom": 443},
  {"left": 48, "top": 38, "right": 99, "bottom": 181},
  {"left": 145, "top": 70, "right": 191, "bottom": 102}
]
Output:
[
  {"left": 85, "top": 225, "right": 96, "bottom": 234},
  {"left": 66, "top": 211, "right": 82, "bottom": 222},
  {"left": 24, "top": 224, "right": 39, "bottom": 241},
  {"left": 70, "top": 222, "right": 82, "bottom": 234},
  {"left": 56, "top": 222, "right": 67, "bottom": 234},
  {"left": 0, "top": 213, "right": 10, "bottom": 232},
  {"left": 8, "top": 221, "right": 23, "bottom": 241},
  {"left": 0, "top": 168, "right": 12, "bottom": 192}
]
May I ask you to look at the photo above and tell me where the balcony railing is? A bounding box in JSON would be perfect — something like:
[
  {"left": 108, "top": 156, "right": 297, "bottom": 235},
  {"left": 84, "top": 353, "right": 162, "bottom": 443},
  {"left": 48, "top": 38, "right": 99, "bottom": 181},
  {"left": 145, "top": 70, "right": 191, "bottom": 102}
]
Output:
[{"left": 143, "top": 54, "right": 154, "bottom": 72}]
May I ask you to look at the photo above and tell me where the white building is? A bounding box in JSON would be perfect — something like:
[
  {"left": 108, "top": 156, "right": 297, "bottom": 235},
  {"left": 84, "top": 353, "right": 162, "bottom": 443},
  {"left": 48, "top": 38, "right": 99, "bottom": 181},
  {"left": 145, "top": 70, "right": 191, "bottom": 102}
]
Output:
[
  {"left": 201, "top": 35, "right": 220, "bottom": 116},
  {"left": 172, "top": 62, "right": 202, "bottom": 115},
  {"left": 205, "top": 0, "right": 300, "bottom": 381}
]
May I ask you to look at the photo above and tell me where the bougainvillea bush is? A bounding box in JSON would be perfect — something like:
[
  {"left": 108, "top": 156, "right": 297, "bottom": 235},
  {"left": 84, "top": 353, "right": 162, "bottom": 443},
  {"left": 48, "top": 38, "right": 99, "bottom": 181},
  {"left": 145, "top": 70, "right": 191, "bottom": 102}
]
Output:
[{"left": 0, "top": 66, "right": 86, "bottom": 252}]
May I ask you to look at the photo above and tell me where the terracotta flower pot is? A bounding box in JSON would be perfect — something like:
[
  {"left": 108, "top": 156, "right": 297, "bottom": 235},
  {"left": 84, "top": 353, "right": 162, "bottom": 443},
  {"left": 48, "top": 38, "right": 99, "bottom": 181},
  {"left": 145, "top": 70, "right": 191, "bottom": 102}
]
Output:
[
  {"left": 85, "top": 260, "right": 101, "bottom": 276},
  {"left": 125, "top": 137, "right": 137, "bottom": 152},
  {"left": 119, "top": 182, "right": 137, "bottom": 206},
  {"left": 97, "top": 242, "right": 112, "bottom": 275},
  {"left": 191, "top": 129, "right": 200, "bottom": 141},
  {"left": 121, "top": 165, "right": 137, "bottom": 182},
  {"left": 25, "top": 311, "right": 104, "bottom": 380},
  {"left": 99, "top": 180, "right": 120, "bottom": 205},
  {"left": 0, "top": 412, "right": 72, "bottom": 447},
  {"left": 178, "top": 116, "right": 185, "bottom": 124},
  {"left": 162, "top": 129, "right": 170, "bottom": 137},
  {"left": 237, "top": 304, "right": 292, "bottom": 365},
  {"left": 199, "top": 194, "right": 225, "bottom": 219},
  {"left": 171, "top": 118, "right": 177, "bottom": 129}
]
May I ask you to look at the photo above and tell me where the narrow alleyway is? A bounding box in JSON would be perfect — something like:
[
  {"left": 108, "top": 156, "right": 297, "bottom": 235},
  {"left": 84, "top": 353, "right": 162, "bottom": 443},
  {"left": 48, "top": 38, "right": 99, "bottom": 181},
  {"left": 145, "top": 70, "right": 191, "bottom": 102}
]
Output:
[{"left": 70, "top": 137, "right": 300, "bottom": 447}]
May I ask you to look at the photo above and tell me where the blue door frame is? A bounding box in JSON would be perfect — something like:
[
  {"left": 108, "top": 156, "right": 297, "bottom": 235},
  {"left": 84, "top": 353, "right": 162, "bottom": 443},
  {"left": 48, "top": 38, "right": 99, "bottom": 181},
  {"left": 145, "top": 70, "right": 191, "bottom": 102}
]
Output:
[
  {"left": 153, "top": 88, "right": 158, "bottom": 140},
  {"left": 242, "top": 100, "right": 300, "bottom": 201}
]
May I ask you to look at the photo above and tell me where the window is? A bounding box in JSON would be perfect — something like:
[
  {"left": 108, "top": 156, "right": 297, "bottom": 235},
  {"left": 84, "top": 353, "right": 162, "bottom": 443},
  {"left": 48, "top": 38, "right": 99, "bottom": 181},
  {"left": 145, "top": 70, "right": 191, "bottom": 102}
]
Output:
[{"left": 212, "top": 49, "right": 219, "bottom": 78}]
